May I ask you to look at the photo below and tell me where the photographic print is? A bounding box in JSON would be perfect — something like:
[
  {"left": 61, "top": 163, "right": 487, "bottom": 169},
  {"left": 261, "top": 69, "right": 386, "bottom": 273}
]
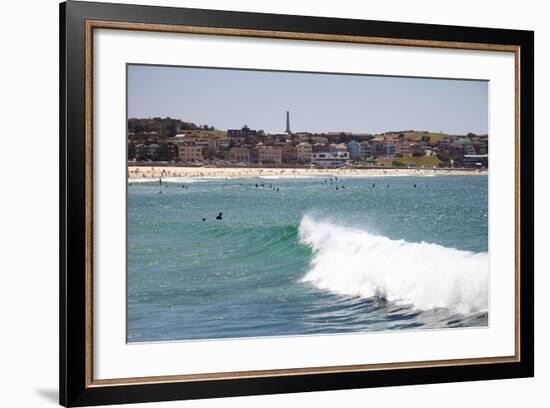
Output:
[
  {"left": 60, "top": 4, "right": 533, "bottom": 404},
  {"left": 126, "top": 64, "right": 489, "bottom": 343}
]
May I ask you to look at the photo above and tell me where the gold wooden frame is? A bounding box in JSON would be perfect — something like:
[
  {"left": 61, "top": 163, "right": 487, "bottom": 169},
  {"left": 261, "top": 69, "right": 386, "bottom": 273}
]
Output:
[{"left": 84, "top": 20, "right": 521, "bottom": 388}]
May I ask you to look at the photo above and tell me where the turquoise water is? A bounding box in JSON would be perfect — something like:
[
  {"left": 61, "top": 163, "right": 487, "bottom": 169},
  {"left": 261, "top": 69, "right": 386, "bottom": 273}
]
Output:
[{"left": 127, "top": 175, "right": 488, "bottom": 342}]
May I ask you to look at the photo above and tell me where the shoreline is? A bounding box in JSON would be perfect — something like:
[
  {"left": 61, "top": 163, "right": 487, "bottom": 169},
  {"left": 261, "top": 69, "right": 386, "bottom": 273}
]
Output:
[{"left": 128, "top": 165, "right": 487, "bottom": 179}]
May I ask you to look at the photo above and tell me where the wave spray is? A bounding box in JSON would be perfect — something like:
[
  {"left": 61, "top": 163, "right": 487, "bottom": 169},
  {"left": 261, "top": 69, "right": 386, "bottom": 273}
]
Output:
[{"left": 299, "top": 215, "right": 488, "bottom": 314}]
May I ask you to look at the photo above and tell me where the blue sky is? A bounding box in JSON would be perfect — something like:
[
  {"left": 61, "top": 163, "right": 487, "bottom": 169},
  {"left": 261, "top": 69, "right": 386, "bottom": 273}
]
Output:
[{"left": 128, "top": 64, "right": 488, "bottom": 135}]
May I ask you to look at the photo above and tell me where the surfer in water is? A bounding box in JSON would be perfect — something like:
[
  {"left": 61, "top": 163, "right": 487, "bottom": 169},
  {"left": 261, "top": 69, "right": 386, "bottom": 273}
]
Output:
[{"left": 216, "top": 212, "right": 223, "bottom": 220}]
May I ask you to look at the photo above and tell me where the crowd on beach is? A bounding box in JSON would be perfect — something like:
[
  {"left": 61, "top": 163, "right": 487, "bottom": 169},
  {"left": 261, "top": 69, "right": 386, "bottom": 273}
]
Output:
[{"left": 127, "top": 166, "right": 487, "bottom": 179}]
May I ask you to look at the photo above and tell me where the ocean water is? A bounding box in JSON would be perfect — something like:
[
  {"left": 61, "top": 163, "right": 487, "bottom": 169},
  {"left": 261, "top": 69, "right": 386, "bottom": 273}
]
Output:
[{"left": 127, "top": 175, "right": 488, "bottom": 342}]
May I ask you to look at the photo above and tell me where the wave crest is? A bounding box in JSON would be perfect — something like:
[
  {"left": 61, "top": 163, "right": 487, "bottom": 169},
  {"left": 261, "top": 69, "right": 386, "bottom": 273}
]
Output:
[{"left": 299, "top": 216, "right": 488, "bottom": 314}]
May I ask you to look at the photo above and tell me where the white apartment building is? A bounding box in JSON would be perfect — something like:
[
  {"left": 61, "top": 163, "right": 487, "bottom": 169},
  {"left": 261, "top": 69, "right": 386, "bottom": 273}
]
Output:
[
  {"left": 311, "top": 151, "right": 350, "bottom": 168},
  {"left": 296, "top": 142, "right": 313, "bottom": 162}
]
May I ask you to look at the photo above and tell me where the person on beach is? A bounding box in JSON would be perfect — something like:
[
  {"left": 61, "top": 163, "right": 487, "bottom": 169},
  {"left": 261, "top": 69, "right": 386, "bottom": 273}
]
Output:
[{"left": 216, "top": 212, "right": 223, "bottom": 220}]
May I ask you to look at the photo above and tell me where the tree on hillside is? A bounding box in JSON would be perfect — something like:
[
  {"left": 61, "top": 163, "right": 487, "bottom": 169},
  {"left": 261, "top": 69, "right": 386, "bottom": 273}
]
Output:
[
  {"left": 127, "top": 142, "right": 135, "bottom": 160},
  {"left": 166, "top": 122, "right": 178, "bottom": 137}
]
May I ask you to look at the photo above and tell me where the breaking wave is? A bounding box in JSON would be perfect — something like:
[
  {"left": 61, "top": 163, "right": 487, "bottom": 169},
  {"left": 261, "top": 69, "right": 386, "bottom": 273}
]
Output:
[{"left": 299, "top": 216, "right": 488, "bottom": 314}]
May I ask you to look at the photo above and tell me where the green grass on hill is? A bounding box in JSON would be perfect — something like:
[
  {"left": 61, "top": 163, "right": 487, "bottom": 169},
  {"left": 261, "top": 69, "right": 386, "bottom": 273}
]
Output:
[
  {"left": 379, "top": 131, "right": 449, "bottom": 143},
  {"left": 190, "top": 129, "right": 227, "bottom": 136},
  {"left": 403, "top": 132, "right": 448, "bottom": 143}
]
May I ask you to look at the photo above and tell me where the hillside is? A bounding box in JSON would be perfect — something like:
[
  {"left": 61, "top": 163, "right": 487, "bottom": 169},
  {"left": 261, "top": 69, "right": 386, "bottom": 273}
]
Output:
[{"left": 377, "top": 130, "right": 449, "bottom": 143}]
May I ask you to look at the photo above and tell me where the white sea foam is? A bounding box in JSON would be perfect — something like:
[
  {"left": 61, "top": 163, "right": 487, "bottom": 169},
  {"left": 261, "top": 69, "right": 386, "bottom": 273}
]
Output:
[
  {"left": 299, "top": 216, "right": 488, "bottom": 314},
  {"left": 258, "top": 175, "right": 321, "bottom": 180},
  {"left": 128, "top": 177, "right": 215, "bottom": 184}
]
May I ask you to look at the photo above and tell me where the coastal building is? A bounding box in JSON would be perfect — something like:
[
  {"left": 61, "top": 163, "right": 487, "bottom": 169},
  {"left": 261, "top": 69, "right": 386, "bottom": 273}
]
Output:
[
  {"left": 438, "top": 139, "right": 450, "bottom": 150},
  {"left": 463, "top": 154, "right": 488, "bottom": 168},
  {"left": 448, "top": 135, "right": 460, "bottom": 143},
  {"left": 464, "top": 143, "right": 477, "bottom": 155},
  {"left": 146, "top": 144, "right": 160, "bottom": 159},
  {"left": 281, "top": 144, "right": 298, "bottom": 163},
  {"left": 295, "top": 133, "right": 312, "bottom": 142},
  {"left": 454, "top": 139, "right": 477, "bottom": 155},
  {"left": 310, "top": 136, "right": 329, "bottom": 145},
  {"left": 227, "top": 125, "right": 256, "bottom": 140},
  {"left": 360, "top": 141, "right": 371, "bottom": 159},
  {"left": 227, "top": 147, "right": 251, "bottom": 163},
  {"left": 296, "top": 142, "right": 313, "bottom": 162},
  {"left": 329, "top": 143, "right": 348, "bottom": 154},
  {"left": 216, "top": 138, "right": 231, "bottom": 150},
  {"left": 257, "top": 145, "right": 282, "bottom": 163},
  {"left": 369, "top": 140, "right": 386, "bottom": 157},
  {"left": 135, "top": 143, "right": 147, "bottom": 160},
  {"left": 472, "top": 140, "right": 488, "bottom": 154},
  {"left": 269, "top": 132, "right": 292, "bottom": 143},
  {"left": 410, "top": 143, "right": 423, "bottom": 155},
  {"left": 385, "top": 141, "right": 396, "bottom": 157},
  {"left": 312, "top": 143, "right": 330, "bottom": 153},
  {"left": 250, "top": 148, "right": 259, "bottom": 163},
  {"left": 173, "top": 134, "right": 211, "bottom": 144},
  {"left": 311, "top": 151, "right": 350, "bottom": 168},
  {"left": 396, "top": 142, "right": 410, "bottom": 157},
  {"left": 178, "top": 145, "right": 204, "bottom": 162},
  {"left": 346, "top": 140, "right": 362, "bottom": 159},
  {"left": 161, "top": 142, "right": 178, "bottom": 161}
]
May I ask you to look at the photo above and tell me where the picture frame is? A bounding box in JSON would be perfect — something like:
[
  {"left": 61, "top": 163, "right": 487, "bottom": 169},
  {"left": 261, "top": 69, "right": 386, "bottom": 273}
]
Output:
[{"left": 60, "top": 1, "right": 534, "bottom": 406}]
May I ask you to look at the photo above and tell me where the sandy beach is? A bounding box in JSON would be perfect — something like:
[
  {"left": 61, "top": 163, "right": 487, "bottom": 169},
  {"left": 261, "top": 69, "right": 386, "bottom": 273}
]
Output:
[{"left": 128, "top": 165, "right": 487, "bottom": 179}]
